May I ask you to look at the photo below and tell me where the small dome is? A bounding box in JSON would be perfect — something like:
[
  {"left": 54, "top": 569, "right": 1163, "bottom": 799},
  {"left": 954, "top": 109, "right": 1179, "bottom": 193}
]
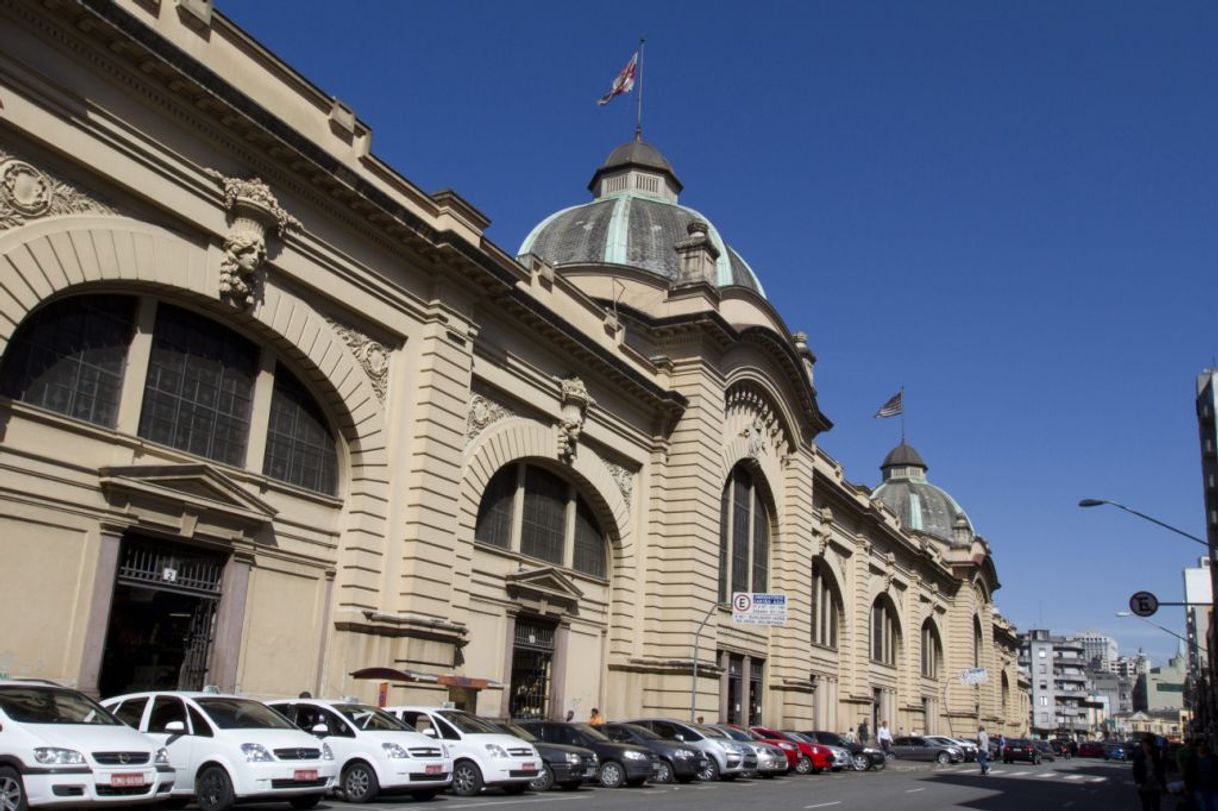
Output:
[
  {"left": 872, "top": 442, "right": 974, "bottom": 547},
  {"left": 518, "top": 139, "right": 765, "bottom": 297}
]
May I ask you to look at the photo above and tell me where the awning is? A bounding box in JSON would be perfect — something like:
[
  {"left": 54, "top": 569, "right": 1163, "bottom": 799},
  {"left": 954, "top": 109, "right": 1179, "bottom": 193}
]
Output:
[{"left": 349, "top": 667, "right": 502, "bottom": 690}]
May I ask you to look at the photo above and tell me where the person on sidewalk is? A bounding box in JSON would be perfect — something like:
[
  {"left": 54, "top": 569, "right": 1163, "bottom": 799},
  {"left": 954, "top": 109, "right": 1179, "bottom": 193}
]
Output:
[
  {"left": 858, "top": 720, "right": 870, "bottom": 746},
  {"left": 589, "top": 708, "right": 604, "bottom": 727},
  {"left": 977, "top": 726, "right": 990, "bottom": 775},
  {"left": 1133, "top": 735, "right": 1166, "bottom": 811},
  {"left": 877, "top": 720, "right": 893, "bottom": 754}
]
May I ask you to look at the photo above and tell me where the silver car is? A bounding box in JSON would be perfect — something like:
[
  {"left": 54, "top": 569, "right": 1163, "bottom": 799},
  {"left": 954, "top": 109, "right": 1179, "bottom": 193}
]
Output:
[
  {"left": 927, "top": 736, "right": 977, "bottom": 762},
  {"left": 708, "top": 725, "right": 787, "bottom": 777},
  {"left": 626, "top": 719, "right": 754, "bottom": 781}
]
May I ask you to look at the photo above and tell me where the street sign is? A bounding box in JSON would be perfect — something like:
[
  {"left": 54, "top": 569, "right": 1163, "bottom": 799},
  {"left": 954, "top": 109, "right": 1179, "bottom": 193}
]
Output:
[
  {"left": 959, "top": 667, "right": 988, "bottom": 685},
  {"left": 1129, "top": 591, "right": 1159, "bottom": 617},
  {"left": 732, "top": 592, "right": 787, "bottom": 626}
]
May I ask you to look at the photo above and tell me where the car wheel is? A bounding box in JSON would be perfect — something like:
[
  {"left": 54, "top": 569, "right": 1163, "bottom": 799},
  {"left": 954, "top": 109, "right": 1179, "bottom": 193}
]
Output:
[
  {"left": 195, "top": 766, "right": 235, "bottom": 811},
  {"left": 871, "top": 755, "right": 886, "bottom": 771},
  {"left": 851, "top": 753, "right": 869, "bottom": 771},
  {"left": 451, "top": 760, "right": 484, "bottom": 797},
  {"left": 530, "top": 764, "right": 555, "bottom": 791},
  {"left": 697, "top": 757, "right": 720, "bottom": 782},
  {"left": 795, "top": 755, "right": 813, "bottom": 775},
  {"left": 936, "top": 752, "right": 949, "bottom": 765},
  {"left": 342, "top": 761, "right": 380, "bottom": 803},
  {"left": 0, "top": 767, "right": 28, "bottom": 811},
  {"left": 289, "top": 796, "right": 322, "bottom": 810},
  {"left": 654, "top": 760, "right": 674, "bottom": 784},
  {"left": 599, "top": 761, "right": 626, "bottom": 788},
  {"left": 501, "top": 784, "right": 528, "bottom": 795},
  {"left": 411, "top": 789, "right": 441, "bottom": 801}
]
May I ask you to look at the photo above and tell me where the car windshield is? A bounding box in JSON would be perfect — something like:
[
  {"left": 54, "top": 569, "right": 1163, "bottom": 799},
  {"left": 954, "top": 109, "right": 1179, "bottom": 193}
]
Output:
[
  {"left": 335, "top": 704, "right": 409, "bottom": 732},
  {"left": 813, "top": 731, "right": 845, "bottom": 747},
  {"left": 0, "top": 686, "right": 119, "bottom": 725},
  {"left": 197, "top": 698, "right": 296, "bottom": 729},
  {"left": 785, "top": 731, "right": 813, "bottom": 744},
  {"left": 697, "top": 724, "right": 728, "bottom": 739},
  {"left": 571, "top": 723, "right": 609, "bottom": 741},
  {"left": 620, "top": 724, "right": 661, "bottom": 741},
  {"left": 717, "top": 726, "right": 752, "bottom": 742},
  {"left": 436, "top": 710, "right": 504, "bottom": 735},
  {"left": 498, "top": 721, "right": 538, "bottom": 742}
]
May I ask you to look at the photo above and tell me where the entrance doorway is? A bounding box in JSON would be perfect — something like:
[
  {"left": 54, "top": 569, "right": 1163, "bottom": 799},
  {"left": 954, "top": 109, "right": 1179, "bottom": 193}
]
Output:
[
  {"left": 97, "top": 537, "right": 224, "bottom": 698},
  {"left": 509, "top": 618, "right": 555, "bottom": 719}
]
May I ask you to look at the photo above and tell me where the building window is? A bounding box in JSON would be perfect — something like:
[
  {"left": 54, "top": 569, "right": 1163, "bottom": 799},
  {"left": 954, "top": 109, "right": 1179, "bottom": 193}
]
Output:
[
  {"left": 921, "top": 619, "right": 942, "bottom": 679},
  {"left": 973, "top": 615, "right": 983, "bottom": 668},
  {"left": 263, "top": 365, "right": 338, "bottom": 494},
  {"left": 723, "top": 653, "right": 765, "bottom": 726},
  {"left": 1039, "top": 696, "right": 1048, "bottom": 706},
  {"left": 139, "top": 304, "right": 258, "bottom": 466},
  {"left": 718, "top": 465, "right": 771, "bottom": 599},
  {"left": 871, "top": 597, "right": 900, "bottom": 666},
  {"left": 473, "top": 462, "right": 607, "bottom": 578},
  {"left": 1038, "top": 649, "right": 1046, "bottom": 658},
  {"left": 810, "top": 560, "right": 840, "bottom": 649},
  {"left": 0, "top": 295, "right": 136, "bottom": 427}
]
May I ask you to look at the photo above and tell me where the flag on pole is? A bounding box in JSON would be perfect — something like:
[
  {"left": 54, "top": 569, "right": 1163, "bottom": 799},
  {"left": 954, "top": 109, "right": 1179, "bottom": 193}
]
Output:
[
  {"left": 873, "top": 391, "right": 903, "bottom": 419},
  {"left": 597, "top": 51, "right": 638, "bottom": 106}
]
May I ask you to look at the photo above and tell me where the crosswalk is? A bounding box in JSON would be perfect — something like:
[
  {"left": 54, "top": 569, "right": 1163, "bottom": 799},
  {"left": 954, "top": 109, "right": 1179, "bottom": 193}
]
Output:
[{"left": 983, "top": 768, "right": 1108, "bottom": 784}]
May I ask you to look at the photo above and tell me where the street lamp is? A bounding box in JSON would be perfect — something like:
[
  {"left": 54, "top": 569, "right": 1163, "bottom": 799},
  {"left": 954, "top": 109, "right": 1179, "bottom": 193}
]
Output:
[
  {"left": 690, "top": 601, "right": 727, "bottom": 723},
  {"left": 1078, "top": 499, "right": 1209, "bottom": 549},
  {"left": 1115, "top": 611, "right": 1207, "bottom": 658}
]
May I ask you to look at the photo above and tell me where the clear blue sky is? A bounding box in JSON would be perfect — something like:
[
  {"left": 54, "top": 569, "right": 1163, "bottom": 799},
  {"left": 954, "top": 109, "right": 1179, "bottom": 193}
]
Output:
[{"left": 221, "top": 1, "right": 1217, "bottom": 665}]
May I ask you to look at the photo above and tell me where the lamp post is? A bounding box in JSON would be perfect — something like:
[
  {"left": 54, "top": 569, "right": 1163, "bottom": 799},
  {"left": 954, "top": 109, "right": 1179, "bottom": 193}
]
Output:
[
  {"left": 1115, "top": 611, "right": 1207, "bottom": 658},
  {"left": 1078, "top": 499, "right": 1209, "bottom": 548},
  {"left": 691, "top": 601, "right": 726, "bottom": 723}
]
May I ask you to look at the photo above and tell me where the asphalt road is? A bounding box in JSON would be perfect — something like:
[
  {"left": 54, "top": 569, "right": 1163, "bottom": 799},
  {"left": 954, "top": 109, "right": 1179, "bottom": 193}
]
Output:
[{"left": 243, "top": 758, "right": 1146, "bottom": 811}]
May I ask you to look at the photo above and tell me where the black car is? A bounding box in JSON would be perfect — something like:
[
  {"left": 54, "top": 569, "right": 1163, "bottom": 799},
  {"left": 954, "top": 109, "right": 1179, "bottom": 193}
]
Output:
[
  {"left": 1002, "top": 738, "right": 1042, "bottom": 764},
  {"left": 1032, "top": 740, "right": 1057, "bottom": 762},
  {"left": 603, "top": 722, "right": 707, "bottom": 783},
  {"left": 494, "top": 720, "right": 599, "bottom": 791},
  {"left": 518, "top": 721, "right": 658, "bottom": 788},
  {"left": 799, "top": 730, "right": 886, "bottom": 771}
]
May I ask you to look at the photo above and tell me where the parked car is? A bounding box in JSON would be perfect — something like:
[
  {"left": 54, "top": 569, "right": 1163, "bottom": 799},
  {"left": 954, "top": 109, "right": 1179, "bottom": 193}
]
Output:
[
  {"left": 625, "top": 719, "right": 753, "bottom": 781},
  {"left": 0, "top": 680, "right": 175, "bottom": 809},
  {"left": 1001, "top": 738, "right": 1042, "bottom": 764},
  {"left": 516, "top": 721, "right": 656, "bottom": 788},
  {"left": 101, "top": 691, "right": 336, "bottom": 811},
  {"left": 602, "top": 723, "right": 705, "bottom": 784},
  {"left": 750, "top": 726, "right": 834, "bottom": 774},
  {"left": 493, "top": 720, "right": 597, "bottom": 791},
  {"left": 1104, "top": 742, "right": 1133, "bottom": 761},
  {"left": 721, "top": 725, "right": 797, "bottom": 773},
  {"left": 785, "top": 732, "right": 850, "bottom": 771},
  {"left": 1047, "top": 740, "right": 1072, "bottom": 759},
  {"left": 1077, "top": 741, "right": 1106, "bottom": 758},
  {"left": 798, "top": 730, "right": 886, "bottom": 771},
  {"left": 890, "top": 736, "right": 964, "bottom": 765},
  {"left": 927, "top": 736, "right": 977, "bottom": 762},
  {"left": 267, "top": 698, "right": 452, "bottom": 802},
  {"left": 1032, "top": 740, "right": 1057, "bottom": 762},
  {"left": 382, "top": 706, "right": 538, "bottom": 796},
  {"left": 707, "top": 725, "right": 787, "bottom": 777}
]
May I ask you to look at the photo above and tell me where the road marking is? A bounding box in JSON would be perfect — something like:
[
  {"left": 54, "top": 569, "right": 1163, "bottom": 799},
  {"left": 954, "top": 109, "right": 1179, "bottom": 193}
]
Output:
[
  {"left": 906, "top": 787, "right": 925, "bottom": 793},
  {"left": 989, "top": 769, "right": 1005, "bottom": 774},
  {"left": 805, "top": 803, "right": 842, "bottom": 809},
  {"left": 1089, "top": 776, "right": 1108, "bottom": 783},
  {"left": 1064, "top": 774, "right": 1086, "bottom": 781},
  {"left": 1037, "top": 771, "right": 1059, "bottom": 778},
  {"left": 1009, "top": 771, "right": 1029, "bottom": 776},
  {"left": 444, "top": 797, "right": 593, "bottom": 809}
]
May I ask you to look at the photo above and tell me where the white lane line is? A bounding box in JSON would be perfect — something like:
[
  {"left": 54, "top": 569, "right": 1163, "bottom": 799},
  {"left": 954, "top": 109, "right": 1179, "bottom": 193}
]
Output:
[
  {"left": 804, "top": 803, "right": 842, "bottom": 809},
  {"left": 1088, "top": 776, "right": 1108, "bottom": 783},
  {"left": 905, "top": 787, "right": 925, "bottom": 793},
  {"left": 1008, "top": 770, "right": 1029, "bottom": 776},
  {"left": 444, "top": 797, "right": 593, "bottom": 809},
  {"left": 989, "top": 769, "right": 1005, "bottom": 774},
  {"left": 1064, "top": 774, "right": 1086, "bottom": 781}
]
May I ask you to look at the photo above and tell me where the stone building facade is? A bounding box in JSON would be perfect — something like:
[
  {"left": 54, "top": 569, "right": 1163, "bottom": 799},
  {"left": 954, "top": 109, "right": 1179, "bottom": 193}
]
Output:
[{"left": 0, "top": 0, "right": 1023, "bottom": 736}]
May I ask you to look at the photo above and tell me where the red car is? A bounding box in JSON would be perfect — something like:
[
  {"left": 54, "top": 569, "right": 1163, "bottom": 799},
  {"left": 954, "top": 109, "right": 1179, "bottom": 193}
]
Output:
[
  {"left": 750, "top": 726, "right": 833, "bottom": 774},
  {"left": 1077, "top": 741, "right": 1106, "bottom": 758}
]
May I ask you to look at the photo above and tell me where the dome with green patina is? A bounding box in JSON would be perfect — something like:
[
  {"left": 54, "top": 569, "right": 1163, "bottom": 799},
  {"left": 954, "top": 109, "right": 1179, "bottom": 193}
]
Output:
[
  {"left": 872, "top": 441, "right": 975, "bottom": 547},
  {"left": 518, "top": 139, "right": 765, "bottom": 296}
]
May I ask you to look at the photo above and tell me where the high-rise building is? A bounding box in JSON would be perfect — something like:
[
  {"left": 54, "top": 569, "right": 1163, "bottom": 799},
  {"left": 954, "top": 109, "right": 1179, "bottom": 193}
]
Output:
[
  {"left": 1073, "top": 631, "right": 1119, "bottom": 672},
  {"left": 1020, "top": 630, "right": 1090, "bottom": 736},
  {"left": 1183, "top": 557, "right": 1213, "bottom": 677}
]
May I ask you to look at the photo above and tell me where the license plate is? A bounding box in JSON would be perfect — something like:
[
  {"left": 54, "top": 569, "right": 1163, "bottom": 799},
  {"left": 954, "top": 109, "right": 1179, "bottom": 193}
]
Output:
[
  {"left": 522, "top": 762, "right": 535, "bottom": 770},
  {"left": 110, "top": 773, "right": 145, "bottom": 787},
  {"left": 425, "top": 764, "right": 442, "bottom": 775},
  {"left": 294, "top": 770, "right": 318, "bottom": 782}
]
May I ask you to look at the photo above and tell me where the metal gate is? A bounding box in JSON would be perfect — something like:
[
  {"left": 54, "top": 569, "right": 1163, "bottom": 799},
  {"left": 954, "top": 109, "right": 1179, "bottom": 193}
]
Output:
[{"left": 509, "top": 619, "right": 555, "bottom": 719}]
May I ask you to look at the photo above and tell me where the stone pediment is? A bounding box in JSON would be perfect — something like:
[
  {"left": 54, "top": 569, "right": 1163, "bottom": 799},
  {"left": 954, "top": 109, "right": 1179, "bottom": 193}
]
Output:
[
  {"left": 98, "top": 463, "right": 278, "bottom": 529},
  {"left": 505, "top": 565, "right": 584, "bottom": 615}
]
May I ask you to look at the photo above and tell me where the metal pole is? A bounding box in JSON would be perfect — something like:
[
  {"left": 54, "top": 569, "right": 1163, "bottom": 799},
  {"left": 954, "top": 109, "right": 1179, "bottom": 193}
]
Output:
[
  {"left": 1079, "top": 499, "right": 1209, "bottom": 548},
  {"left": 691, "top": 601, "right": 722, "bottom": 722}
]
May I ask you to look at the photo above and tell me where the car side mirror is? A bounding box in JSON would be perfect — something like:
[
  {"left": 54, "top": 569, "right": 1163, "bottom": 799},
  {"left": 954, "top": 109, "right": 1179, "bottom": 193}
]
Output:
[
  {"left": 423, "top": 728, "right": 437, "bottom": 738},
  {"left": 311, "top": 723, "right": 328, "bottom": 736},
  {"left": 164, "top": 721, "right": 185, "bottom": 733},
  {"left": 674, "top": 734, "right": 684, "bottom": 741}
]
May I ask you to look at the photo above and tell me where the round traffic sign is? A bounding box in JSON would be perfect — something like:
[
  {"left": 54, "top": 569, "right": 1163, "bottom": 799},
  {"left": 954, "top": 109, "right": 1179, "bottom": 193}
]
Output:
[
  {"left": 1129, "top": 591, "right": 1159, "bottom": 618},
  {"left": 733, "top": 592, "right": 753, "bottom": 613}
]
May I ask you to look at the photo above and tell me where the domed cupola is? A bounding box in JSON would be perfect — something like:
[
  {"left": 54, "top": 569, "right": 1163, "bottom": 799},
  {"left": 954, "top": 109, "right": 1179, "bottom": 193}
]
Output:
[
  {"left": 872, "top": 441, "right": 974, "bottom": 547},
  {"left": 518, "top": 138, "right": 765, "bottom": 296}
]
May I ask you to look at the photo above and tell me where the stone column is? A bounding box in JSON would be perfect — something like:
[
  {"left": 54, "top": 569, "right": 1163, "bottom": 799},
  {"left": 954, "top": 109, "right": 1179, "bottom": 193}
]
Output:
[
  {"left": 77, "top": 529, "right": 122, "bottom": 696},
  {"left": 550, "top": 621, "right": 570, "bottom": 720},
  {"left": 211, "top": 550, "right": 252, "bottom": 692}
]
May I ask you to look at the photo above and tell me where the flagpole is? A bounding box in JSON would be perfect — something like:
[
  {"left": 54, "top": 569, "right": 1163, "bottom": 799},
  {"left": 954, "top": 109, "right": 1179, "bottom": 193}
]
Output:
[
  {"left": 635, "top": 36, "right": 645, "bottom": 142},
  {"left": 900, "top": 385, "right": 906, "bottom": 443}
]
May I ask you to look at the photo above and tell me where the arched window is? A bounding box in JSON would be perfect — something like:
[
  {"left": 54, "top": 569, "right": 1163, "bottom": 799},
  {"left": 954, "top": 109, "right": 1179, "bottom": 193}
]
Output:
[
  {"left": 473, "top": 462, "right": 607, "bottom": 578},
  {"left": 1001, "top": 671, "right": 1011, "bottom": 716},
  {"left": 0, "top": 295, "right": 136, "bottom": 427},
  {"left": 810, "top": 559, "right": 840, "bottom": 649},
  {"left": 870, "top": 596, "right": 900, "bottom": 666},
  {"left": 973, "top": 615, "right": 984, "bottom": 668},
  {"left": 0, "top": 295, "right": 340, "bottom": 495},
  {"left": 921, "top": 619, "right": 942, "bottom": 679},
  {"left": 718, "top": 464, "right": 771, "bottom": 601}
]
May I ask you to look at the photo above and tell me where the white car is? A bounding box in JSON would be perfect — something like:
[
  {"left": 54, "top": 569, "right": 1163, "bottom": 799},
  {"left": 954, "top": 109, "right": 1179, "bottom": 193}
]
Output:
[
  {"left": 267, "top": 698, "right": 452, "bottom": 802},
  {"left": 101, "top": 691, "right": 336, "bottom": 811},
  {"left": 382, "top": 706, "right": 539, "bottom": 796},
  {"left": 0, "top": 680, "right": 174, "bottom": 807}
]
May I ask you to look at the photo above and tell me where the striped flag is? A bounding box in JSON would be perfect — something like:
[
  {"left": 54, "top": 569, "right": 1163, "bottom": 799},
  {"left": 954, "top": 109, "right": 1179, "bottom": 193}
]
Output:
[
  {"left": 597, "top": 51, "right": 638, "bottom": 106},
  {"left": 873, "top": 391, "right": 903, "bottom": 419}
]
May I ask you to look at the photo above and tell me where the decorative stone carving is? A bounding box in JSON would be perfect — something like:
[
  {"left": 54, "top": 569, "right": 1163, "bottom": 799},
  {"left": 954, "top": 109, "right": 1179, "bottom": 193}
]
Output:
[
  {"left": 0, "top": 150, "right": 114, "bottom": 230},
  {"left": 467, "top": 394, "right": 513, "bottom": 440},
  {"left": 724, "top": 382, "right": 793, "bottom": 460},
  {"left": 556, "top": 376, "right": 594, "bottom": 462},
  {"left": 605, "top": 461, "right": 635, "bottom": 503},
  {"left": 204, "top": 170, "right": 300, "bottom": 308},
  {"left": 741, "top": 419, "right": 766, "bottom": 457},
  {"left": 325, "top": 318, "right": 390, "bottom": 402}
]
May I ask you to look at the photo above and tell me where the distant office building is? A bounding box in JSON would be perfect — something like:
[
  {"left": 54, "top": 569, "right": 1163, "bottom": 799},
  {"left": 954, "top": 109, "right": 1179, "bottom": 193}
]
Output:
[
  {"left": 1184, "top": 558, "right": 1213, "bottom": 677},
  {"left": 1074, "top": 632, "right": 1119, "bottom": 672},
  {"left": 1116, "top": 653, "right": 1151, "bottom": 680},
  {"left": 1090, "top": 669, "right": 1135, "bottom": 717},
  {"left": 1020, "top": 630, "right": 1090, "bottom": 736},
  {"left": 1135, "top": 651, "right": 1188, "bottom": 713}
]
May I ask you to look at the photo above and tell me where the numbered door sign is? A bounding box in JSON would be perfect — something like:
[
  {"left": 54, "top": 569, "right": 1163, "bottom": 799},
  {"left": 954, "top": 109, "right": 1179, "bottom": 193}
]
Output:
[{"left": 1129, "top": 591, "right": 1159, "bottom": 618}]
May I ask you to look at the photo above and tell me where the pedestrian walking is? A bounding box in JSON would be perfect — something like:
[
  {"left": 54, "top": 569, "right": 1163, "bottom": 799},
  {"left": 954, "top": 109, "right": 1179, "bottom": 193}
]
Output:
[
  {"left": 1194, "top": 740, "right": 1218, "bottom": 811},
  {"left": 977, "top": 726, "right": 990, "bottom": 775},
  {"left": 589, "top": 708, "right": 604, "bottom": 727},
  {"left": 858, "top": 720, "right": 870, "bottom": 745},
  {"left": 877, "top": 720, "right": 893, "bottom": 754},
  {"left": 1133, "top": 735, "right": 1166, "bottom": 811}
]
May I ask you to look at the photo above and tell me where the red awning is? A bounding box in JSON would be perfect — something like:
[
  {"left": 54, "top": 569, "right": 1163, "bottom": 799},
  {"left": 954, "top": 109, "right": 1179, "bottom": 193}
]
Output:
[{"left": 349, "top": 667, "right": 502, "bottom": 690}]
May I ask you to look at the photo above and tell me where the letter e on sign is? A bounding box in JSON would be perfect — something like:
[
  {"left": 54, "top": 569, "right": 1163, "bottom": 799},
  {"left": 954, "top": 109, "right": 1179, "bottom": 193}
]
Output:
[{"left": 1129, "top": 591, "right": 1158, "bottom": 618}]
